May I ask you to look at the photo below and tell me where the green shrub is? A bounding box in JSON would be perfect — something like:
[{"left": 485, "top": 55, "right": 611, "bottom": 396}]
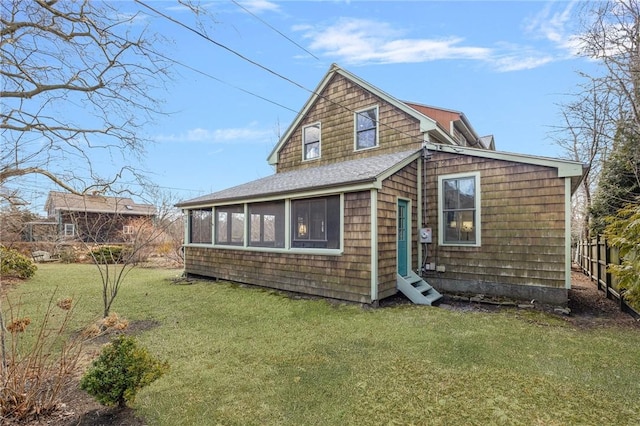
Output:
[
  {"left": 0, "top": 245, "right": 37, "bottom": 278},
  {"left": 605, "top": 200, "right": 640, "bottom": 309},
  {"left": 80, "top": 335, "right": 169, "bottom": 407},
  {"left": 89, "top": 246, "right": 131, "bottom": 264}
]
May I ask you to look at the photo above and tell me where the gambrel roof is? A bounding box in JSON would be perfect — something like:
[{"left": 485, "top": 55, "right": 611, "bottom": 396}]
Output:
[
  {"left": 177, "top": 149, "right": 421, "bottom": 207},
  {"left": 45, "top": 191, "right": 155, "bottom": 216}
]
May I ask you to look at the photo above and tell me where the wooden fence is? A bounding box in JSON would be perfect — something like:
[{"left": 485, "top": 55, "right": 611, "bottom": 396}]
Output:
[{"left": 576, "top": 238, "right": 639, "bottom": 319}]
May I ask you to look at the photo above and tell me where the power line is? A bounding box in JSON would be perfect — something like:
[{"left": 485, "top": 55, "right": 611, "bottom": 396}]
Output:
[
  {"left": 230, "top": 0, "right": 320, "bottom": 61},
  {"left": 134, "top": 0, "right": 434, "bottom": 146},
  {"left": 134, "top": 0, "right": 313, "bottom": 95},
  {"left": 141, "top": 45, "right": 298, "bottom": 113}
]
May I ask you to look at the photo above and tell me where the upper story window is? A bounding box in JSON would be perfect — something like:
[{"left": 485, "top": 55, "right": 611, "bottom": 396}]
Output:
[
  {"left": 216, "top": 205, "right": 245, "bottom": 246},
  {"left": 189, "top": 208, "right": 212, "bottom": 244},
  {"left": 303, "top": 123, "right": 321, "bottom": 160},
  {"left": 439, "top": 172, "right": 481, "bottom": 246},
  {"left": 355, "top": 106, "right": 378, "bottom": 150},
  {"left": 123, "top": 225, "right": 134, "bottom": 235}
]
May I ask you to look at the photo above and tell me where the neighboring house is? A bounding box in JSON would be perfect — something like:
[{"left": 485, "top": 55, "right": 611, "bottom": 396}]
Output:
[
  {"left": 176, "top": 64, "right": 585, "bottom": 306},
  {"left": 44, "top": 191, "right": 156, "bottom": 243}
]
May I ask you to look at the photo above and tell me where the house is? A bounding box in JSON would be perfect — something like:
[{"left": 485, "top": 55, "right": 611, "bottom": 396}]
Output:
[
  {"left": 176, "top": 64, "right": 585, "bottom": 306},
  {"left": 44, "top": 191, "right": 156, "bottom": 243}
]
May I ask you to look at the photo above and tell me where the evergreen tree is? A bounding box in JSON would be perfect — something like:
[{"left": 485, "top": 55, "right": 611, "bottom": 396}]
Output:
[{"left": 590, "top": 123, "right": 640, "bottom": 235}]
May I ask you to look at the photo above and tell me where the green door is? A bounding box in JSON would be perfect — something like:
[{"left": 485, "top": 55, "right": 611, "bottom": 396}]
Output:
[{"left": 397, "top": 199, "right": 409, "bottom": 277}]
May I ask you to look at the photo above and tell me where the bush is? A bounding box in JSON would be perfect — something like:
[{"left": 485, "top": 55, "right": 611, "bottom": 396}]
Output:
[
  {"left": 0, "top": 245, "right": 37, "bottom": 278},
  {"left": 88, "top": 246, "right": 131, "bottom": 264},
  {"left": 80, "top": 335, "right": 169, "bottom": 407},
  {"left": 605, "top": 200, "right": 640, "bottom": 309},
  {"left": 0, "top": 294, "right": 84, "bottom": 421}
]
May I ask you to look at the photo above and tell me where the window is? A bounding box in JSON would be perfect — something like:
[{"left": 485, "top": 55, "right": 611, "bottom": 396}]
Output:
[
  {"left": 64, "top": 223, "right": 75, "bottom": 237},
  {"left": 355, "top": 106, "right": 378, "bottom": 150},
  {"left": 123, "top": 225, "right": 134, "bottom": 235},
  {"left": 189, "top": 209, "right": 212, "bottom": 244},
  {"left": 249, "top": 201, "right": 285, "bottom": 247},
  {"left": 440, "top": 173, "right": 480, "bottom": 245},
  {"left": 303, "top": 123, "right": 321, "bottom": 160},
  {"left": 216, "top": 205, "right": 245, "bottom": 245},
  {"left": 292, "top": 195, "right": 340, "bottom": 249}
]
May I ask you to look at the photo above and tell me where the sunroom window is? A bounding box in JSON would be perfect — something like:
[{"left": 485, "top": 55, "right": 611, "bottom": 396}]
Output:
[
  {"left": 355, "top": 106, "right": 378, "bottom": 150},
  {"left": 440, "top": 173, "right": 480, "bottom": 246},
  {"left": 249, "top": 201, "right": 285, "bottom": 248},
  {"left": 216, "top": 205, "right": 244, "bottom": 245},
  {"left": 292, "top": 195, "right": 340, "bottom": 249},
  {"left": 303, "top": 123, "right": 321, "bottom": 160},
  {"left": 189, "top": 209, "right": 212, "bottom": 244}
]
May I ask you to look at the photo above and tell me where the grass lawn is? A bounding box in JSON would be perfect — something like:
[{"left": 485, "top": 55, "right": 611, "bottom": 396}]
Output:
[{"left": 4, "top": 263, "right": 640, "bottom": 425}]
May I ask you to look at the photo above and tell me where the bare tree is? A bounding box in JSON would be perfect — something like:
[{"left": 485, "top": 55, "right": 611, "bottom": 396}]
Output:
[
  {"left": 577, "top": 1, "right": 640, "bottom": 131},
  {"left": 66, "top": 192, "right": 182, "bottom": 318},
  {"left": 1, "top": 0, "right": 171, "bottom": 202},
  {"left": 554, "top": 1, "right": 640, "bottom": 237},
  {"left": 552, "top": 75, "right": 617, "bottom": 238}
]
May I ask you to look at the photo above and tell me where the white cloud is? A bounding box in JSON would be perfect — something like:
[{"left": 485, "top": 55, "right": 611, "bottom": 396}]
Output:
[
  {"left": 298, "top": 9, "right": 582, "bottom": 72},
  {"left": 523, "top": 1, "right": 581, "bottom": 56},
  {"left": 156, "top": 125, "right": 272, "bottom": 144},
  {"left": 299, "top": 18, "right": 501, "bottom": 68},
  {"left": 237, "top": 0, "right": 280, "bottom": 14}
]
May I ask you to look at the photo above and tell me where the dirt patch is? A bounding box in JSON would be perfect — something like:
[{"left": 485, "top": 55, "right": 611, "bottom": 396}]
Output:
[{"left": 433, "top": 271, "right": 639, "bottom": 329}]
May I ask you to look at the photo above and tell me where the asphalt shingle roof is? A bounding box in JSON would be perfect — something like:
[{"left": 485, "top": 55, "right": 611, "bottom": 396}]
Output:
[
  {"left": 46, "top": 191, "right": 156, "bottom": 216},
  {"left": 178, "top": 149, "right": 420, "bottom": 207}
]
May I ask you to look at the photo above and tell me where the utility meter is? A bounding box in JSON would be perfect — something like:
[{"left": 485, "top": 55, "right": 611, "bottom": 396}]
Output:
[{"left": 419, "top": 227, "right": 432, "bottom": 243}]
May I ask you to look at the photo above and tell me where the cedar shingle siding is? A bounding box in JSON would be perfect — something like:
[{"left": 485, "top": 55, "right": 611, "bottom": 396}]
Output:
[
  {"left": 185, "top": 191, "right": 373, "bottom": 303},
  {"left": 178, "top": 64, "right": 583, "bottom": 305},
  {"left": 276, "top": 74, "right": 423, "bottom": 172},
  {"left": 423, "top": 152, "right": 568, "bottom": 301}
]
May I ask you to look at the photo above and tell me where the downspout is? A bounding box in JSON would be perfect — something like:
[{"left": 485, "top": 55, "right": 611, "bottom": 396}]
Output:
[
  {"left": 564, "top": 178, "right": 572, "bottom": 290},
  {"left": 370, "top": 189, "right": 379, "bottom": 304},
  {"left": 421, "top": 146, "right": 432, "bottom": 274}
]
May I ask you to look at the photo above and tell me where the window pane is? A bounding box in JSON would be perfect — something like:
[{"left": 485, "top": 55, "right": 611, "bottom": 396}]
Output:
[
  {"left": 294, "top": 201, "right": 309, "bottom": 239},
  {"left": 216, "top": 211, "right": 228, "bottom": 243},
  {"left": 305, "top": 141, "right": 319, "bottom": 159},
  {"left": 357, "top": 109, "right": 376, "bottom": 131},
  {"left": 231, "top": 212, "right": 244, "bottom": 243},
  {"left": 292, "top": 196, "right": 340, "bottom": 249},
  {"left": 263, "top": 215, "right": 276, "bottom": 242},
  {"left": 304, "top": 125, "right": 320, "bottom": 143},
  {"left": 250, "top": 214, "right": 261, "bottom": 242},
  {"left": 458, "top": 178, "right": 475, "bottom": 209},
  {"left": 357, "top": 129, "right": 376, "bottom": 149},
  {"left": 249, "top": 201, "right": 285, "bottom": 247},
  {"left": 310, "top": 199, "right": 326, "bottom": 240},
  {"left": 443, "top": 180, "right": 459, "bottom": 210},
  {"left": 189, "top": 209, "right": 212, "bottom": 244}
]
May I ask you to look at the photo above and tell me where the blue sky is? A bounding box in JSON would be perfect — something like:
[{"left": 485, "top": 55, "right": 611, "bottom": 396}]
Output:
[{"left": 23, "top": 0, "right": 596, "bottom": 211}]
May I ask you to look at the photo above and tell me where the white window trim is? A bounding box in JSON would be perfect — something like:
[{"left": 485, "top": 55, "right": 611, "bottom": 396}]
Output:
[
  {"left": 354, "top": 105, "right": 379, "bottom": 152},
  {"left": 438, "top": 171, "right": 481, "bottom": 247},
  {"left": 63, "top": 223, "right": 75, "bottom": 236},
  {"left": 185, "top": 194, "right": 344, "bottom": 255},
  {"left": 302, "top": 122, "right": 321, "bottom": 162},
  {"left": 123, "top": 225, "right": 134, "bottom": 235}
]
